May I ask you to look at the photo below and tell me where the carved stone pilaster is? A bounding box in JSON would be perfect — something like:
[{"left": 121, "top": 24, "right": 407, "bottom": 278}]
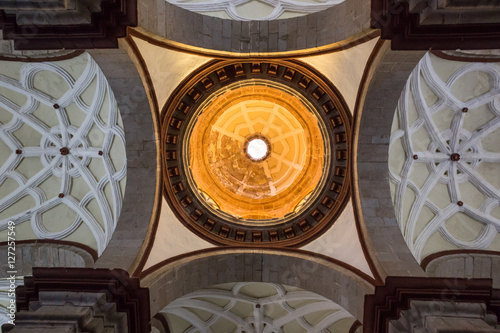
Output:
[
  {"left": 0, "top": 0, "right": 137, "bottom": 49},
  {"left": 1, "top": 268, "right": 150, "bottom": 333},
  {"left": 390, "top": 300, "right": 500, "bottom": 333},
  {"left": 3, "top": 291, "right": 128, "bottom": 332},
  {"left": 364, "top": 277, "right": 500, "bottom": 333}
]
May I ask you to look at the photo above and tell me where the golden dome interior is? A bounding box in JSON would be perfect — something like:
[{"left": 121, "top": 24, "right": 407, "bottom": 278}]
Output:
[{"left": 187, "top": 82, "right": 327, "bottom": 221}]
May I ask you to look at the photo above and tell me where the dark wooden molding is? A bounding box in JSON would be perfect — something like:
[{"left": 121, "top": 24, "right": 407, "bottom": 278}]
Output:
[
  {"left": 15, "top": 268, "right": 151, "bottom": 333},
  {"left": 371, "top": 0, "right": 500, "bottom": 50},
  {"left": 349, "top": 320, "right": 362, "bottom": 333},
  {"left": 0, "top": 0, "right": 137, "bottom": 50},
  {"left": 364, "top": 276, "right": 500, "bottom": 333},
  {"left": 153, "top": 313, "right": 172, "bottom": 333}
]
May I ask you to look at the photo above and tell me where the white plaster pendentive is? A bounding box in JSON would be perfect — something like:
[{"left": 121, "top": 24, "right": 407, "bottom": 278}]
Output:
[
  {"left": 303, "top": 200, "right": 373, "bottom": 278},
  {"left": 166, "top": 0, "right": 345, "bottom": 20},
  {"left": 389, "top": 52, "right": 500, "bottom": 262},
  {"left": 0, "top": 52, "right": 127, "bottom": 255},
  {"left": 161, "top": 282, "right": 356, "bottom": 332}
]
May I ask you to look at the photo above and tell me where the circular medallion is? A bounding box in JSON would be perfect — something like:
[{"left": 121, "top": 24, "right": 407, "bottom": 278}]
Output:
[{"left": 161, "top": 61, "right": 351, "bottom": 246}]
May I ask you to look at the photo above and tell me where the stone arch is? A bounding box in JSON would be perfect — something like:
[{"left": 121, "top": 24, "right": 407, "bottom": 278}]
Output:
[
  {"left": 0, "top": 241, "right": 95, "bottom": 278},
  {"left": 423, "top": 251, "right": 500, "bottom": 288},
  {"left": 141, "top": 248, "right": 375, "bottom": 323},
  {"left": 353, "top": 42, "right": 427, "bottom": 279},
  {"left": 137, "top": 0, "right": 370, "bottom": 53},
  {"left": 88, "top": 48, "right": 158, "bottom": 272}
]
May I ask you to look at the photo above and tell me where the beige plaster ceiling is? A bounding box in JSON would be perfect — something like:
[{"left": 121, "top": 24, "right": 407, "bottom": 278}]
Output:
[
  {"left": 124, "top": 30, "right": 377, "bottom": 279},
  {"left": 143, "top": 197, "right": 373, "bottom": 278},
  {"left": 298, "top": 36, "right": 379, "bottom": 114},
  {"left": 389, "top": 52, "right": 500, "bottom": 262},
  {"left": 128, "top": 29, "right": 378, "bottom": 115}
]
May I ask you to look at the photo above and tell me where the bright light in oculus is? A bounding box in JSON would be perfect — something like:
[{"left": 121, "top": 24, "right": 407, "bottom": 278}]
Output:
[{"left": 247, "top": 139, "right": 268, "bottom": 160}]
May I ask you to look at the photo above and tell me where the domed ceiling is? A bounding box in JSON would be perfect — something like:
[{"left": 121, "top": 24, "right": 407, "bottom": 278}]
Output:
[
  {"left": 187, "top": 81, "right": 326, "bottom": 221},
  {"left": 0, "top": 52, "right": 127, "bottom": 255},
  {"left": 159, "top": 282, "right": 357, "bottom": 333},
  {"left": 126, "top": 31, "right": 376, "bottom": 277},
  {"left": 162, "top": 60, "right": 351, "bottom": 246},
  {"left": 165, "top": 0, "right": 345, "bottom": 20},
  {"left": 389, "top": 52, "right": 500, "bottom": 262}
]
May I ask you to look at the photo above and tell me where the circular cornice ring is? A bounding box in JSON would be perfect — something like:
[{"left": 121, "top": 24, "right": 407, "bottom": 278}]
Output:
[{"left": 160, "top": 59, "right": 352, "bottom": 246}]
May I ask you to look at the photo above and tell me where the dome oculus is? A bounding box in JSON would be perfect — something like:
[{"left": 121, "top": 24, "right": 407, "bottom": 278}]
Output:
[{"left": 245, "top": 136, "right": 270, "bottom": 162}]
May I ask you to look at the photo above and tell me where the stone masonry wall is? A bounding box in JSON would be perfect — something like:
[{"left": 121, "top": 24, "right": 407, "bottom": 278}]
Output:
[
  {"left": 0, "top": 243, "right": 93, "bottom": 277},
  {"left": 137, "top": 0, "right": 371, "bottom": 52},
  {"left": 143, "top": 250, "right": 375, "bottom": 323},
  {"left": 426, "top": 253, "right": 500, "bottom": 289},
  {"left": 88, "top": 48, "right": 157, "bottom": 272},
  {"left": 357, "top": 49, "right": 427, "bottom": 278}
]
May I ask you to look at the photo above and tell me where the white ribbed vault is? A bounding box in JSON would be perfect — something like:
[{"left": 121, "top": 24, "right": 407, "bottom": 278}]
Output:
[
  {"left": 389, "top": 52, "right": 500, "bottom": 262},
  {"left": 166, "top": 0, "right": 344, "bottom": 20},
  {"left": 0, "top": 52, "right": 127, "bottom": 255},
  {"left": 160, "top": 282, "right": 356, "bottom": 333}
]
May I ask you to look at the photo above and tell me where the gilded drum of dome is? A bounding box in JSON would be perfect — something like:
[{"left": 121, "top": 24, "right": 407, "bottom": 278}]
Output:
[{"left": 188, "top": 85, "right": 325, "bottom": 220}]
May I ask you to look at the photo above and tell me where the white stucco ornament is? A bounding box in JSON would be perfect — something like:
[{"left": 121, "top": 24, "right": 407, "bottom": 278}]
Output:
[
  {"left": 167, "top": 0, "right": 344, "bottom": 20},
  {"left": 0, "top": 53, "right": 126, "bottom": 255},
  {"left": 161, "top": 282, "right": 354, "bottom": 332},
  {"left": 389, "top": 52, "right": 500, "bottom": 262}
]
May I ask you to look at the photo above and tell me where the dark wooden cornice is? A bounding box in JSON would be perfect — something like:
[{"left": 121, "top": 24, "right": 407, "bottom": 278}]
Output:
[
  {"left": 15, "top": 268, "right": 151, "bottom": 333},
  {"left": 0, "top": 0, "right": 137, "bottom": 50},
  {"left": 364, "top": 276, "right": 500, "bottom": 333},
  {"left": 371, "top": 0, "right": 500, "bottom": 50}
]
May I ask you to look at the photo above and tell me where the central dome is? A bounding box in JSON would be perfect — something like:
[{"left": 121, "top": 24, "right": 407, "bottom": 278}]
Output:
[
  {"left": 162, "top": 61, "right": 350, "bottom": 245},
  {"left": 186, "top": 83, "right": 326, "bottom": 220}
]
